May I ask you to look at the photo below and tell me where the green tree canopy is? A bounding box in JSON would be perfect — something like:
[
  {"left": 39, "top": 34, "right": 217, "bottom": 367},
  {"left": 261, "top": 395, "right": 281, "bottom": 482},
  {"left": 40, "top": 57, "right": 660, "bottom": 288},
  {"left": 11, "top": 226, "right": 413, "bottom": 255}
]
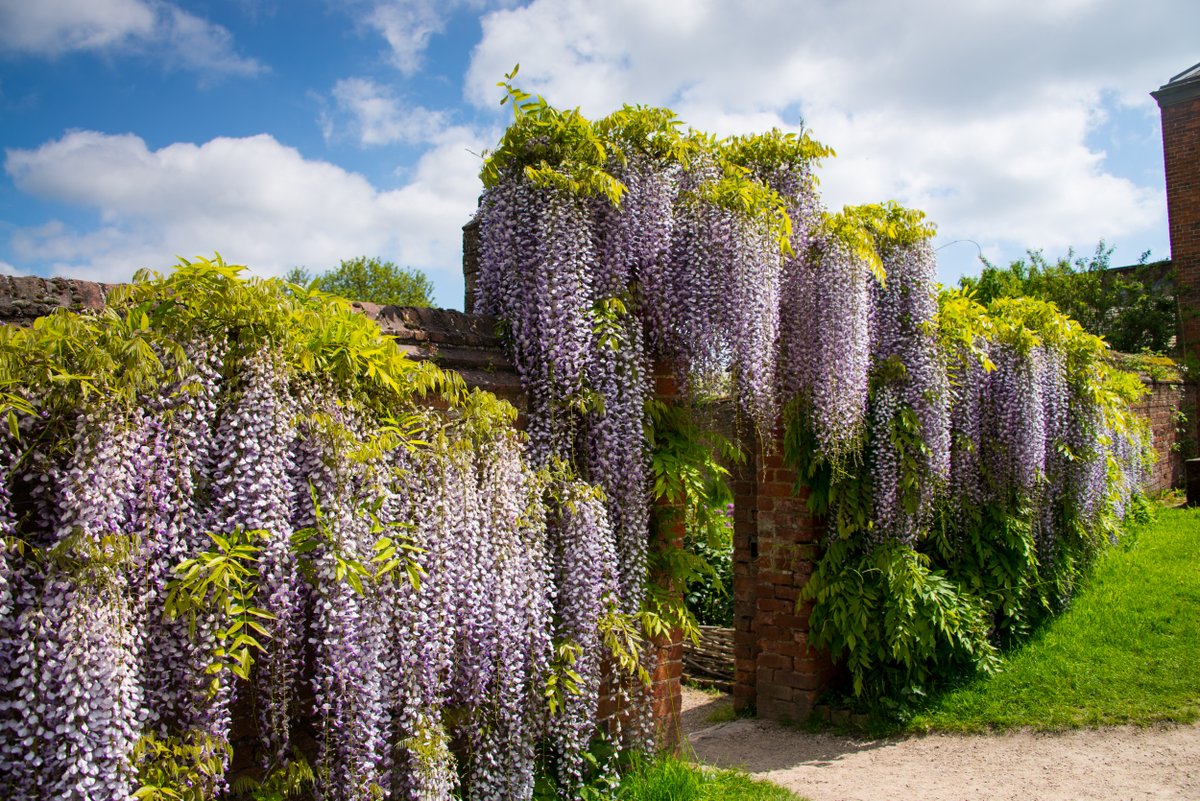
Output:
[
  {"left": 957, "top": 242, "right": 1177, "bottom": 354},
  {"left": 288, "top": 256, "right": 435, "bottom": 307}
]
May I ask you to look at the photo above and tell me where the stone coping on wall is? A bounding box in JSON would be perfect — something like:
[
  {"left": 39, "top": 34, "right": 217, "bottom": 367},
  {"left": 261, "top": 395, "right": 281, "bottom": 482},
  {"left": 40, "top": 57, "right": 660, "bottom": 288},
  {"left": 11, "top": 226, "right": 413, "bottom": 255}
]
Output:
[
  {"left": 0, "top": 275, "right": 117, "bottom": 321},
  {"left": 1110, "top": 351, "right": 1188, "bottom": 385},
  {"left": 350, "top": 301, "right": 524, "bottom": 408}
]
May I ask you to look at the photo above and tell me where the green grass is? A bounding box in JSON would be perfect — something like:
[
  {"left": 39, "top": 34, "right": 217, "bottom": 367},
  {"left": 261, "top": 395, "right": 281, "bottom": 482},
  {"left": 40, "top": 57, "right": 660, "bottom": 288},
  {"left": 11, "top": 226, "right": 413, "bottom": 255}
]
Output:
[
  {"left": 908, "top": 506, "right": 1200, "bottom": 732},
  {"left": 618, "top": 754, "right": 806, "bottom": 801},
  {"left": 705, "top": 703, "right": 738, "bottom": 725}
]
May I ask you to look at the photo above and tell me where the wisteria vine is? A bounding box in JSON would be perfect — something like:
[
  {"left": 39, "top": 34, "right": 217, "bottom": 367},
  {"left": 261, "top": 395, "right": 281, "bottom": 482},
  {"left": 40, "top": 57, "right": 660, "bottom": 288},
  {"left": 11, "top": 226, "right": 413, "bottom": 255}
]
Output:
[
  {"left": 473, "top": 80, "right": 1153, "bottom": 709},
  {"left": 0, "top": 260, "right": 631, "bottom": 801},
  {"left": 0, "top": 75, "right": 1160, "bottom": 799}
]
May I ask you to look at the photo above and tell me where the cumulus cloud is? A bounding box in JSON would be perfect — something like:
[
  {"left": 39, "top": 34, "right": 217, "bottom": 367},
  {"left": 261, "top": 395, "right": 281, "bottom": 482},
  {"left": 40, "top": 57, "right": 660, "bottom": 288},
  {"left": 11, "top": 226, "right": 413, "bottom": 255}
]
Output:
[
  {"left": 322, "top": 78, "right": 449, "bottom": 146},
  {"left": 465, "top": 0, "right": 1193, "bottom": 277},
  {"left": 4, "top": 129, "right": 489, "bottom": 306},
  {"left": 0, "top": 0, "right": 263, "bottom": 76},
  {"left": 0, "top": 260, "right": 19, "bottom": 276}
]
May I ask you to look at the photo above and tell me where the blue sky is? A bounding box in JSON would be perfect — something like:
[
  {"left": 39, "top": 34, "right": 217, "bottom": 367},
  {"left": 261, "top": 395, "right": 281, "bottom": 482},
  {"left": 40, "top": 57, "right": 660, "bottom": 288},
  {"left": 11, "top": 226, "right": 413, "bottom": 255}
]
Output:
[{"left": 1, "top": 0, "right": 1197, "bottom": 310}]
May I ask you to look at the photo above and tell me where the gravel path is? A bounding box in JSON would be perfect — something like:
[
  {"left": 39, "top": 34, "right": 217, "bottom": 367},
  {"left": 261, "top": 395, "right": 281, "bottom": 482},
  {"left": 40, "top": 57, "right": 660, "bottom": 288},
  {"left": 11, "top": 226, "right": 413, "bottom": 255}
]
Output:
[{"left": 680, "top": 687, "right": 1200, "bottom": 801}]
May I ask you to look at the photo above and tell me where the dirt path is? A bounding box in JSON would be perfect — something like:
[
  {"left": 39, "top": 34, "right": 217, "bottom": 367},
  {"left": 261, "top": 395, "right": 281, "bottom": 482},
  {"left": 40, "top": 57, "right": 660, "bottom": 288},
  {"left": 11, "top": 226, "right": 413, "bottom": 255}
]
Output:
[{"left": 680, "top": 687, "right": 1200, "bottom": 801}]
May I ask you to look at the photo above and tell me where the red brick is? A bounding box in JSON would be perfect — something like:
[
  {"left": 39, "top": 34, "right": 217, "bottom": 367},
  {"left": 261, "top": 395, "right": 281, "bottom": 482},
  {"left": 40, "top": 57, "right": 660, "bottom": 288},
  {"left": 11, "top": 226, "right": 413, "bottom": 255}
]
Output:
[
  {"left": 757, "top": 625, "right": 785, "bottom": 641},
  {"left": 757, "top": 597, "right": 793, "bottom": 613},
  {"left": 757, "top": 652, "right": 793, "bottom": 671},
  {"left": 778, "top": 669, "right": 824, "bottom": 691},
  {"left": 760, "top": 482, "right": 795, "bottom": 498}
]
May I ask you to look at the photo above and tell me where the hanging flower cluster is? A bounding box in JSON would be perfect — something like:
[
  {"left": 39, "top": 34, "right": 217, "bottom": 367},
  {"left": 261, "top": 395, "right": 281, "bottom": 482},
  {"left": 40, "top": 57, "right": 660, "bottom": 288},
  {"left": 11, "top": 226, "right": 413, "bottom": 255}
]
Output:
[
  {"left": 946, "top": 296, "right": 1150, "bottom": 560},
  {"left": 0, "top": 260, "right": 628, "bottom": 801},
  {"left": 0, "top": 74, "right": 1160, "bottom": 793},
  {"left": 786, "top": 214, "right": 1149, "bottom": 563},
  {"left": 475, "top": 94, "right": 830, "bottom": 619},
  {"left": 781, "top": 232, "right": 875, "bottom": 462},
  {"left": 545, "top": 482, "right": 619, "bottom": 790},
  {"left": 798, "top": 274, "right": 1153, "bottom": 702},
  {"left": 868, "top": 234, "right": 950, "bottom": 543}
]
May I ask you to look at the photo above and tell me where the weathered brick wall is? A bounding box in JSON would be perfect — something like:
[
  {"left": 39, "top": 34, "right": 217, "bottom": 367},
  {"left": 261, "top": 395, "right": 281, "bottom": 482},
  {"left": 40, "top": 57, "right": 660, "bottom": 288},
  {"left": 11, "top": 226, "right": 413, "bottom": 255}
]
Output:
[
  {"left": 462, "top": 218, "right": 480, "bottom": 313},
  {"left": 1113, "top": 352, "right": 1194, "bottom": 493},
  {"left": 730, "top": 445, "right": 761, "bottom": 713},
  {"left": 1130, "top": 376, "right": 1195, "bottom": 492},
  {"left": 0, "top": 274, "right": 117, "bottom": 321}
]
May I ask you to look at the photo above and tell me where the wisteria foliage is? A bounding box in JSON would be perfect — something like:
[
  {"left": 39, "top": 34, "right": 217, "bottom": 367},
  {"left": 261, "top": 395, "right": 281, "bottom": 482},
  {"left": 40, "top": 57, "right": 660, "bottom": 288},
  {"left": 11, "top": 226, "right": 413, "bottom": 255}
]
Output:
[
  {"left": 798, "top": 281, "right": 1153, "bottom": 701},
  {"left": 473, "top": 86, "right": 1153, "bottom": 705},
  {"left": 475, "top": 103, "right": 831, "bottom": 620},
  {"left": 0, "top": 261, "right": 628, "bottom": 801}
]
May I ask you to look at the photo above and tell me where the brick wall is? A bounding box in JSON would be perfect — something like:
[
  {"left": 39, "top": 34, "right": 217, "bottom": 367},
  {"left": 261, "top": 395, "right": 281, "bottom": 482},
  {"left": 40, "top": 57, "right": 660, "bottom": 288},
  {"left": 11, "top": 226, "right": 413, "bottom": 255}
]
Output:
[
  {"left": 730, "top": 437, "right": 761, "bottom": 714},
  {"left": 462, "top": 217, "right": 480, "bottom": 313},
  {"left": 0, "top": 274, "right": 116, "bottom": 320},
  {"left": 1129, "top": 374, "right": 1195, "bottom": 492}
]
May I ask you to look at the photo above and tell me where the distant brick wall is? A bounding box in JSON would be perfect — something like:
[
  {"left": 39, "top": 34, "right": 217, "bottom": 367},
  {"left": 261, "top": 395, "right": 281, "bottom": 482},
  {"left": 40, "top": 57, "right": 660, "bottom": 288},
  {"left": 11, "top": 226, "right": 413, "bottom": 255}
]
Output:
[{"left": 1130, "top": 376, "right": 1195, "bottom": 492}]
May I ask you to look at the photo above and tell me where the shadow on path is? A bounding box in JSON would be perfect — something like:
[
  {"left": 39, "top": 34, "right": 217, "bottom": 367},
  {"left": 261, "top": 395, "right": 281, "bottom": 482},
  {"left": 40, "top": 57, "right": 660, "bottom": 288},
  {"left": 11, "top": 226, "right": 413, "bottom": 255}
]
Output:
[{"left": 677, "top": 687, "right": 1200, "bottom": 801}]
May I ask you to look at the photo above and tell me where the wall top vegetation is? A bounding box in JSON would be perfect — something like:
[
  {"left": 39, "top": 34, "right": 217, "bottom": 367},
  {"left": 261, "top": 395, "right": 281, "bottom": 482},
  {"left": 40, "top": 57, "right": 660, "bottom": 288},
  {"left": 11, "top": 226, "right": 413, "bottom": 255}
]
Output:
[{"left": 0, "top": 274, "right": 524, "bottom": 407}]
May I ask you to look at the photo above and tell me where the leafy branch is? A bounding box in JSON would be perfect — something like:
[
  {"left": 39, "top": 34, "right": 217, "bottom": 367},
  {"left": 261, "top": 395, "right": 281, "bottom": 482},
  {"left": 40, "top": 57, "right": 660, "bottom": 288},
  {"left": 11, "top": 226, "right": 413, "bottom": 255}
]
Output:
[
  {"left": 291, "top": 484, "right": 424, "bottom": 595},
  {"left": 164, "top": 528, "right": 274, "bottom": 694}
]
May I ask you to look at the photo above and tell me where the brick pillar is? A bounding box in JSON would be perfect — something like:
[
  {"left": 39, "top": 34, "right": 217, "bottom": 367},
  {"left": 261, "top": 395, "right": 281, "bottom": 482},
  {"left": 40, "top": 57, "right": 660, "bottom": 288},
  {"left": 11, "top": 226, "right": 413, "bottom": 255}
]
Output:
[
  {"left": 462, "top": 216, "right": 480, "bottom": 313},
  {"left": 731, "top": 424, "right": 838, "bottom": 722},
  {"left": 750, "top": 441, "right": 837, "bottom": 721},
  {"left": 1153, "top": 65, "right": 1200, "bottom": 424},
  {"left": 731, "top": 433, "right": 760, "bottom": 714},
  {"left": 647, "top": 361, "right": 684, "bottom": 749}
]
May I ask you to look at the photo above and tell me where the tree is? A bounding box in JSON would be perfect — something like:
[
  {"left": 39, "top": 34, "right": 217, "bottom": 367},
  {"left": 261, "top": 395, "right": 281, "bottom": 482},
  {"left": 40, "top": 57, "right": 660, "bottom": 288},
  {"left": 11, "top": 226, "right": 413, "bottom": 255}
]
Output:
[
  {"left": 958, "top": 241, "right": 1177, "bottom": 353},
  {"left": 287, "top": 257, "right": 435, "bottom": 307}
]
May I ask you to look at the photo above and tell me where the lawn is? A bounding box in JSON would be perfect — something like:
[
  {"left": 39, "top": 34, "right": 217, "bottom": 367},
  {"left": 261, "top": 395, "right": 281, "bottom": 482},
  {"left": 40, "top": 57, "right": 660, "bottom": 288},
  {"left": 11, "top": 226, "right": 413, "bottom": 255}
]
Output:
[
  {"left": 908, "top": 505, "right": 1200, "bottom": 732},
  {"left": 618, "top": 754, "right": 805, "bottom": 801}
]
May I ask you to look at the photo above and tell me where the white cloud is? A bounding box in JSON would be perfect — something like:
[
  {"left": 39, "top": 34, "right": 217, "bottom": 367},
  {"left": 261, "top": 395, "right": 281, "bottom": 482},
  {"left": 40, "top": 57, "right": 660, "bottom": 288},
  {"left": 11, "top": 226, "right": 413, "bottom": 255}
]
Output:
[
  {"left": 159, "top": 5, "right": 263, "bottom": 77},
  {"left": 0, "top": 0, "right": 263, "bottom": 76},
  {"left": 360, "top": 1, "right": 519, "bottom": 76},
  {"left": 366, "top": 1, "right": 447, "bottom": 76},
  {"left": 4, "top": 129, "right": 490, "bottom": 306},
  {"left": 465, "top": 0, "right": 1195, "bottom": 278},
  {"left": 810, "top": 101, "right": 1163, "bottom": 256},
  {"left": 468, "top": 0, "right": 1194, "bottom": 115},
  {"left": 323, "top": 78, "right": 449, "bottom": 146},
  {"left": 0, "top": 260, "right": 18, "bottom": 276},
  {"left": 0, "top": 0, "right": 155, "bottom": 54}
]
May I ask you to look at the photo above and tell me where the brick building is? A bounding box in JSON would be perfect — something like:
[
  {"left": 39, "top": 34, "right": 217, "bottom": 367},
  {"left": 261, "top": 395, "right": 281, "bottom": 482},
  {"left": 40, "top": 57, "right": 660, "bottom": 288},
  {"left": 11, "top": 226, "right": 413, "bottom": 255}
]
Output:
[{"left": 1153, "top": 62, "right": 1200, "bottom": 424}]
